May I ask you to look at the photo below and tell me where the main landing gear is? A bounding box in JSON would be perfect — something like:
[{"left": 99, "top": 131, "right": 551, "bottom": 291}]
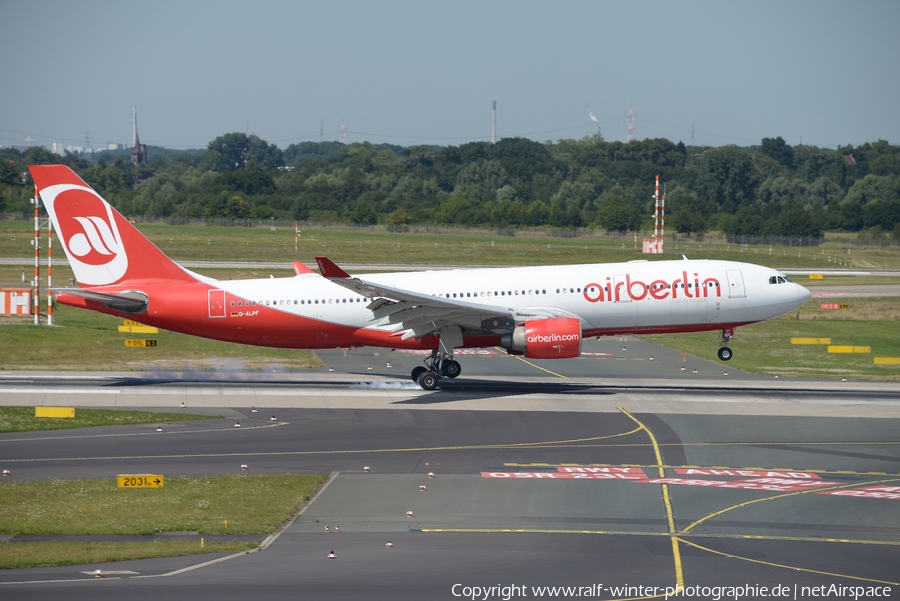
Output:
[
  {"left": 411, "top": 348, "right": 461, "bottom": 390},
  {"left": 717, "top": 328, "right": 734, "bottom": 361}
]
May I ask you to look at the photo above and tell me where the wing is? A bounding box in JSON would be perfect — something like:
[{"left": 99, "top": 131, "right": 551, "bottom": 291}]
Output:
[{"left": 315, "top": 256, "right": 571, "bottom": 340}]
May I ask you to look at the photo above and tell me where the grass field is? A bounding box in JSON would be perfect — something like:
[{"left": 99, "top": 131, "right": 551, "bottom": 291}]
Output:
[
  {"left": 0, "top": 407, "right": 215, "bottom": 433},
  {"left": 0, "top": 540, "right": 258, "bottom": 570},
  {"left": 0, "top": 474, "right": 328, "bottom": 568},
  {"left": 0, "top": 304, "right": 322, "bottom": 371},
  {"left": 2, "top": 220, "right": 898, "bottom": 269},
  {"left": 646, "top": 297, "right": 900, "bottom": 380}
]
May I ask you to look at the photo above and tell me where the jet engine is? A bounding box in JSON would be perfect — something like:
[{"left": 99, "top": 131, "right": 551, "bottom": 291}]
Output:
[{"left": 500, "top": 317, "right": 582, "bottom": 359}]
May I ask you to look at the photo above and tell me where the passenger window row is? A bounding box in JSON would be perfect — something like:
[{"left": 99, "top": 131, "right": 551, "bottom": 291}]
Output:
[{"left": 230, "top": 298, "right": 366, "bottom": 307}]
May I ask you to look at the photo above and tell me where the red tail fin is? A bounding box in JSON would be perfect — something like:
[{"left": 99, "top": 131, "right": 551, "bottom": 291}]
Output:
[{"left": 29, "top": 165, "right": 195, "bottom": 287}]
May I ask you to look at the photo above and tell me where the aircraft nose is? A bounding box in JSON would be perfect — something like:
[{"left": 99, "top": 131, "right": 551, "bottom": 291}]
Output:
[{"left": 798, "top": 285, "right": 812, "bottom": 304}]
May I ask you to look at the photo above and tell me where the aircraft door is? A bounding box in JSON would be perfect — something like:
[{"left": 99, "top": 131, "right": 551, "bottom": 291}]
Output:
[
  {"left": 613, "top": 274, "right": 631, "bottom": 302},
  {"left": 725, "top": 270, "right": 746, "bottom": 298},
  {"left": 208, "top": 289, "right": 226, "bottom": 318}
]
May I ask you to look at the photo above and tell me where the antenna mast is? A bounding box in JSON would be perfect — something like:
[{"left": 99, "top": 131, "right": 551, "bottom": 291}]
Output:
[
  {"left": 624, "top": 102, "right": 637, "bottom": 142},
  {"left": 491, "top": 101, "right": 497, "bottom": 144}
]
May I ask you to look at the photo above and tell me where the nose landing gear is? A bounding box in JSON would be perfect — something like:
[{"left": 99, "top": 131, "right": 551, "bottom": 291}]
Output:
[
  {"left": 717, "top": 328, "right": 734, "bottom": 361},
  {"left": 410, "top": 349, "right": 462, "bottom": 390}
]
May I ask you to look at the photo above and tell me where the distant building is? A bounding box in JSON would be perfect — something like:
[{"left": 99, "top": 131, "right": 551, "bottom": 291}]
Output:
[
  {"left": 843, "top": 154, "right": 856, "bottom": 166},
  {"left": 52, "top": 143, "right": 66, "bottom": 155},
  {"left": 131, "top": 107, "right": 148, "bottom": 166}
]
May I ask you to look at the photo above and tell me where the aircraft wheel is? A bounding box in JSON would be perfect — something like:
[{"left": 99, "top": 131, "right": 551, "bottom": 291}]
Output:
[
  {"left": 442, "top": 360, "right": 461, "bottom": 378},
  {"left": 717, "top": 347, "right": 733, "bottom": 361},
  {"left": 411, "top": 366, "right": 428, "bottom": 383},
  {"left": 417, "top": 371, "right": 439, "bottom": 390}
]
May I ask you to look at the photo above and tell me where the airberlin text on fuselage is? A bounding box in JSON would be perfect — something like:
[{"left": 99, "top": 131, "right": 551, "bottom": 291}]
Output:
[{"left": 583, "top": 271, "right": 721, "bottom": 303}]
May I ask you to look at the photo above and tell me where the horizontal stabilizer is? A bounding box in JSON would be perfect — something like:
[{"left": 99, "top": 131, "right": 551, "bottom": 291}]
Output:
[
  {"left": 292, "top": 262, "right": 315, "bottom": 275},
  {"left": 56, "top": 288, "right": 149, "bottom": 314}
]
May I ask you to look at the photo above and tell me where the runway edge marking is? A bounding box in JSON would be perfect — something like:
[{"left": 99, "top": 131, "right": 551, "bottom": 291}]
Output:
[{"left": 132, "top": 471, "right": 340, "bottom": 580}]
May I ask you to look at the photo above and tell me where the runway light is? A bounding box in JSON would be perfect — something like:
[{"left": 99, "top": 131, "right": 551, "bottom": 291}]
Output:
[
  {"left": 723, "top": 372, "right": 728, "bottom": 376},
  {"left": 181, "top": 402, "right": 185, "bottom": 408},
  {"left": 649, "top": 356, "right": 654, "bottom": 361},
  {"left": 241, "top": 464, "right": 248, "bottom": 470},
  {"left": 385, "top": 541, "right": 394, "bottom": 548},
  {"left": 364, "top": 466, "right": 371, "bottom": 472},
  {"left": 335, "top": 525, "right": 340, "bottom": 533},
  {"left": 156, "top": 426, "right": 162, "bottom": 432},
  {"left": 235, "top": 422, "right": 241, "bottom": 428},
  {"left": 327, "top": 551, "right": 336, "bottom": 559},
  {"left": 270, "top": 415, "right": 277, "bottom": 422},
  {"left": 386, "top": 362, "right": 392, "bottom": 368},
  {"left": 680, "top": 367, "right": 685, "bottom": 371},
  {"left": 367, "top": 365, "right": 373, "bottom": 371},
  {"left": 328, "top": 367, "right": 334, "bottom": 372},
  {"left": 93, "top": 569, "right": 103, "bottom": 578},
  {"left": 420, "top": 485, "right": 427, "bottom": 492},
  {"left": 774, "top": 376, "right": 779, "bottom": 379},
  {"left": 406, "top": 510, "right": 414, "bottom": 517},
  {"left": 428, "top": 472, "right": 434, "bottom": 478},
  {"left": 692, "top": 369, "right": 698, "bottom": 374},
  {"left": 2, "top": 469, "right": 9, "bottom": 477},
  {"left": 842, "top": 377, "right": 847, "bottom": 382},
  {"left": 325, "top": 525, "right": 330, "bottom": 533},
  {"left": 622, "top": 347, "right": 627, "bottom": 351},
  {"left": 252, "top": 408, "right": 257, "bottom": 413}
]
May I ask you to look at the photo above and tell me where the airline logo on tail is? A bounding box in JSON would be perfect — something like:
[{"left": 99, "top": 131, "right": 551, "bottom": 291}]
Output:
[{"left": 41, "top": 183, "right": 128, "bottom": 285}]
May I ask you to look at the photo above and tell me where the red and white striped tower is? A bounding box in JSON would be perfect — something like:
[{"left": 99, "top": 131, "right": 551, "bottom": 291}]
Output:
[
  {"left": 33, "top": 188, "right": 40, "bottom": 325},
  {"left": 659, "top": 186, "right": 666, "bottom": 254},
  {"left": 652, "top": 175, "right": 660, "bottom": 253},
  {"left": 47, "top": 227, "right": 53, "bottom": 325}
]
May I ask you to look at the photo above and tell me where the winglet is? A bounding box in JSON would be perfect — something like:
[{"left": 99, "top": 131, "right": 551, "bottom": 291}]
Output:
[
  {"left": 292, "top": 261, "right": 315, "bottom": 275},
  {"left": 315, "top": 256, "right": 351, "bottom": 279}
]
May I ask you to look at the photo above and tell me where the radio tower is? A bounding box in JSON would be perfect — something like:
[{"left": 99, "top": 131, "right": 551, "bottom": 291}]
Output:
[
  {"left": 624, "top": 102, "right": 637, "bottom": 142},
  {"left": 339, "top": 117, "right": 347, "bottom": 144},
  {"left": 491, "top": 101, "right": 497, "bottom": 144}
]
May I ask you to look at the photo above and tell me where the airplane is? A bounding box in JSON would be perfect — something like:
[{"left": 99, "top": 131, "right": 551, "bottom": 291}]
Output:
[{"left": 29, "top": 164, "right": 812, "bottom": 390}]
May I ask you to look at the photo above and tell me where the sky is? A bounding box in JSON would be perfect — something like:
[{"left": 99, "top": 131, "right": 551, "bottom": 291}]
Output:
[{"left": 1, "top": 0, "right": 898, "bottom": 151}]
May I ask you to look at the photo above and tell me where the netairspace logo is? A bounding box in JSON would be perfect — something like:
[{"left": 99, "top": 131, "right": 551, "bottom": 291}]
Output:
[{"left": 451, "top": 583, "right": 894, "bottom": 600}]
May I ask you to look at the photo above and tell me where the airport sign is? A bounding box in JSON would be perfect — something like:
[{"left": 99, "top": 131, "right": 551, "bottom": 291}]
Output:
[{"left": 117, "top": 474, "right": 164, "bottom": 488}]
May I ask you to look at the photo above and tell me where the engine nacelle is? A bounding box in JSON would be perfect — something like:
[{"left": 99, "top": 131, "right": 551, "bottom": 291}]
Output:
[{"left": 500, "top": 317, "right": 582, "bottom": 359}]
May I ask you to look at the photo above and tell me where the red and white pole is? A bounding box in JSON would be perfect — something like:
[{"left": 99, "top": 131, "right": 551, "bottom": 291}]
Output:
[
  {"left": 659, "top": 186, "right": 666, "bottom": 255},
  {"left": 33, "top": 188, "right": 40, "bottom": 325},
  {"left": 653, "top": 175, "right": 660, "bottom": 254},
  {"left": 47, "top": 227, "right": 53, "bottom": 326}
]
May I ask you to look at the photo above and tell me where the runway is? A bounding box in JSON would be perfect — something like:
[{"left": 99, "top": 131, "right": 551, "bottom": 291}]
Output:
[{"left": 1, "top": 338, "right": 899, "bottom": 600}]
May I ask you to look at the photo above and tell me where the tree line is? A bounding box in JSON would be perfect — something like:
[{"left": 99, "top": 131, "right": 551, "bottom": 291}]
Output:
[{"left": 2, "top": 133, "right": 899, "bottom": 239}]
